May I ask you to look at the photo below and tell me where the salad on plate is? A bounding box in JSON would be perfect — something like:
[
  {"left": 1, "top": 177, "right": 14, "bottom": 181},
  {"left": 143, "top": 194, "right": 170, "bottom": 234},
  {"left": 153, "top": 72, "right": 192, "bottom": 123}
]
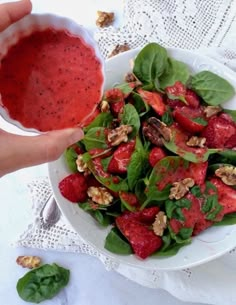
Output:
[{"left": 58, "top": 43, "right": 236, "bottom": 260}]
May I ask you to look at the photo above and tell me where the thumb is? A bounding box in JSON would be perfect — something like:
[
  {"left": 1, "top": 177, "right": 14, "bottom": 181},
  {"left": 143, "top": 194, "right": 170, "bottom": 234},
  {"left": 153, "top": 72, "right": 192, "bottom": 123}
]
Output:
[
  {"left": 38, "top": 127, "right": 85, "bottom": 162},
  {"left": 0, "top": 0, "right": 32, "bottom": 31},
  {"left": 0, "top": 127, "right": 84, "bottom": 176}
]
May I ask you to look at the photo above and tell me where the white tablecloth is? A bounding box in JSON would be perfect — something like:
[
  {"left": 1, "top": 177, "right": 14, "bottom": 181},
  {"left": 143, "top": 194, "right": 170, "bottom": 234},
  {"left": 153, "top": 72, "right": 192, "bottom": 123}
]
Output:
[{"left": 0, "top": 0, "right": 228, "bottom": 304}]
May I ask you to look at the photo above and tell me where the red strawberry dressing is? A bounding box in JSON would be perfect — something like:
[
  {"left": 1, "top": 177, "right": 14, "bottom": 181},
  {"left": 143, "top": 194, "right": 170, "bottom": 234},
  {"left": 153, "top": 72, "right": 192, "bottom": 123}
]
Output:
[{"left": 0, "top": 29, "right": 103, "bottom": 131}]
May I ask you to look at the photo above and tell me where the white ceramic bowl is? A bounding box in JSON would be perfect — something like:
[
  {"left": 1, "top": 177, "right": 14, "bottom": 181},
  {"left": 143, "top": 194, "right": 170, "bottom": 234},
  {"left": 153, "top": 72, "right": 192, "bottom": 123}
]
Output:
[
  {"left": 48, "top": 47, "right": 236, "bottom": 271},
  {"left": 0, "top": 13, "right": 104, "bottom": 133}
]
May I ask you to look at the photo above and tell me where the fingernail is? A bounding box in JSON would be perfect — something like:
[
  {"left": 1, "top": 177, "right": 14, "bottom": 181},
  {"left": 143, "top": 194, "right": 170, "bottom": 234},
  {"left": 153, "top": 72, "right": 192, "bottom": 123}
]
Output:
[{"left": 67, "top": 127, "right": 84, "bottom": 143}]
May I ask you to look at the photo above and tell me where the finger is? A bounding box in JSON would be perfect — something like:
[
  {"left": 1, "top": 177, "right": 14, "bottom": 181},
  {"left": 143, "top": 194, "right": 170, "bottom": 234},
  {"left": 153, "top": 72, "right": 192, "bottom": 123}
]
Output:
[
  {"left": 0, "top": 127, "right": 84, "bottom": 176},
  {"left": 0, "top": 0, "right": 32, "bottom": 31}
]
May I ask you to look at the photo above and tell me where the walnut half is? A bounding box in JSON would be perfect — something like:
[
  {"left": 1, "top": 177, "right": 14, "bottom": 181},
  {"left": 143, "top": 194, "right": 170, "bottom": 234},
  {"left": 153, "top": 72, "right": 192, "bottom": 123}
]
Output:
[
  {"left": 152, "top": 211, "right": 167, "bottom": 236},
  {"left": 169, "top": 178, "right": 195, "bottom": 200},
  {"left": 215, "top": 166, "right": 236, "bottom": 186},
  {"left": 87, "top": 186, "right": 113, "bottom": 205},
  {"left": 107, "top": 125, "right": 133, "bottom": 146},
  {"left": 96, "top": 11, "right": 114, "bottom": 28},
  {"left": 186, "top": 136, "right": 206, "bottom": 148},
  {"left": 16, "top": 256, "right": 41, "bottom": 269}
]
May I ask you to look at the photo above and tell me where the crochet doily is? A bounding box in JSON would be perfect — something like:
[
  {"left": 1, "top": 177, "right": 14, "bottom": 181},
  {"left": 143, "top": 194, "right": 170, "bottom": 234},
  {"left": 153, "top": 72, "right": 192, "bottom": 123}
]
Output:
[{"left": 16, "top": 1, "right": 236, "bottom": 304}]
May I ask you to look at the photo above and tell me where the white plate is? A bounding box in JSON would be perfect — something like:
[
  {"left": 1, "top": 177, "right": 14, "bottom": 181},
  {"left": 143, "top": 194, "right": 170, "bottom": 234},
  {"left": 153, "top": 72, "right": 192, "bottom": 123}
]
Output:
[{"left": 48, "top": 47, "right": 236, "bottom": 271}]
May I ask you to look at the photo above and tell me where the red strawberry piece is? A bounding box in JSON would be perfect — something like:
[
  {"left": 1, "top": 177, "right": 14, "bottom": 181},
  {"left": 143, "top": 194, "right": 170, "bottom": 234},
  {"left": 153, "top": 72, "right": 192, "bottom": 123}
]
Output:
[
  {"left": 110, "top": 100, "right": 125, "bottom": 116},
  {"left": 86, "top": 174, "right": 102, "bottom": 188},
  {"left": 165, "top": 81, "right": 186, "bottom": 97},
  {"left": 59, "top": 173, "right": 88, "bottom": 203},
  {"left": 173, "top": 106, "right": 207, "bottom": 133},
  {"left": 192, "top": 212, "right": 213, "bottom": 236},
  {"left": 92, "top": 157, "right": 110, "bottom": 178},
  {"left": 165, "top": 97, "right": 183, "bottom": 109},
  {"left": 69, "top": 144, "right": 84, "bottom": 155},
  {"left": 149, "top": 147, "right": 167, "bottom": 167},
  {"left": 169, "top": 193, "right": 202, "bottom": 234},
  {"left": 158, "top": 158, "right": 208, "bottom": 190},
  {"left": 139, "top": 206, "right": 160, "bottom": 223},
  {"left": 185, "top": 89, "right": 200, "bottom": 108},
  {"left": 105, "top": 87, "right": 124, "bottom": 102},
  {"left": 188, "top": 162, "right": 208, "bottom": 185},
  {"left": 137, "top": 88, "right": 166, "bottom": 116},
  {"left": 120, "top": 191, "right": 139, "bottom": 207},
  {"left": 225, "top": 134, "right": 236, "bottom": 149},
  {"left": 107, "top": 140, "right": 136, "bottom": 174},
  {"left": 116, "top": 209, "right": 163, "bottom": 259},
  {"left": 105, "top": 87, "right": 125, "bottom": 116},
  {"left": 201, "top": 116, "right": 236, "bottom": 148},
  {"left": 209, "top": 177, "right": 236, "bottom": 216}
]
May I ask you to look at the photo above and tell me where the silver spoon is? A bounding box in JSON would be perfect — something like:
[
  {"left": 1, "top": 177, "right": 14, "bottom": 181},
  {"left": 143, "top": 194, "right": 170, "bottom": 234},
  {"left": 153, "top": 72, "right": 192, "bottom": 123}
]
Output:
[{"left": 39, "top": 195, "right": 61, "bottom": 229}]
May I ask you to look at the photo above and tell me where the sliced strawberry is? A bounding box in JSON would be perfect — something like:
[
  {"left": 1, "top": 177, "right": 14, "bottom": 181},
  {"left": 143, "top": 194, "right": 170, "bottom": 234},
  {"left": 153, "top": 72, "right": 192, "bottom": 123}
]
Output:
[
  {"left": 185, "top": 89, "right": 200, "bottom": 108},
  {"left": 165, "top": 97, "right": 183, "bottom": 109},
  {"left": 116, "top": 207, "right": 162, "bottom": 259},
  {"left": 148, "top": 147, "right": 167, "bottom": 167},
  {"left": 201, "top": 116, "right": 236, "bottom": 148},
  {"left": 110, "top": 100, "right": 125, "bottom": 116},
  {"left": 107, "top": 140, "right": 136, "bottom": 174},
  {"left": 137, "top": 88, "right": 166, "bottom": 116},
  {"left": 92, "top": 157, "right": 110, "bottom": 178},
  {"left": 188, "top": 162, "right": 208, "bottom": 186},
  {"left": 139, "top": 206, "right": 160, "bottom": 223},
  {"left": 59, "top": 173, "right": 88, "bottom": 203},
  {"left": 209, "top": 177, "right": 236, "bottom": 216},
  {"left": 165, "top": 81, "right": 186, "bottom": 97},
  {"left": 105, "top": 87, "right": 124, "bottom": 103},
  {"left": 158, "top": 159, "right": 208, "bottom": 190},
  {"left": 105, "top": 88, "right": 125, "bottom": 116},
  {"left": 224, "top": 134, "right": 236, "bottom": 149},
  {"left": 120, "top": 191, "right": 139, "bottom": 207},
  {"left": 173, "top": 106, "right": 207, "bottom": 133},
  {"left": 169, "top": 193, "right": 202, "bottom": 234},
  {"left": 192, "top": 212, "right": 213, "bottom": 236}
]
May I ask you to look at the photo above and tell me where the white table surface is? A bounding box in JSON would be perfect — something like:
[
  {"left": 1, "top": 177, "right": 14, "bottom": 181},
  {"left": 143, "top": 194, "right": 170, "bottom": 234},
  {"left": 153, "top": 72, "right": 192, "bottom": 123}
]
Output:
[{"left": 0, "top": 1, "right": 210, "bottom": 304}]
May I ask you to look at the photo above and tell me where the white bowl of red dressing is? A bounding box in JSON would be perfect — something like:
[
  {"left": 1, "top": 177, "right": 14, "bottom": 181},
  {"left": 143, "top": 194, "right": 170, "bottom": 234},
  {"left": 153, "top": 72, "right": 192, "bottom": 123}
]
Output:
[{"left": 0, "top": 14, "right": 104, "bottom": 132}]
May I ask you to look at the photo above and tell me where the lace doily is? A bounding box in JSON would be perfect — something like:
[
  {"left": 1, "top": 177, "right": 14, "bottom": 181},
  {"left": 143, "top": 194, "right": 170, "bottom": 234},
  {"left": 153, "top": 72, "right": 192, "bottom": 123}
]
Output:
[
  {"left": 95, "top": 0, "right": 236, "bottom": 58},
  {"left": 16, "top": 1, "right": 236, "bottom": 304}
]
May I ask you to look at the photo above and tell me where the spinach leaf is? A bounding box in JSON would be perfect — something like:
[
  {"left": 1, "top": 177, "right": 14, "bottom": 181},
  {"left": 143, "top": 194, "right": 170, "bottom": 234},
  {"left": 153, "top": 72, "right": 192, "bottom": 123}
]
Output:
[
  {"left": 132, "top": 92, "right": 150, "bottom": 116},
  {"left": 84, "top": 112, "right": 113, "bottom": 132},
  {"left": 105, "top": 228, "right": 133, "bottom": 254},
  {"left": 217, "top": 150, "right": 236, "bottom": 165},
  {"left": 214, "top": 212, "right": 236, "bottom": 226},
  {"left": 142, "top": 185, "right": 171, "bottom": 209},
  {"left": 120, "top": 103, "right": 140, "bottom": 136},
  {"left": 16, "top": 263, "right": 70, "bottom": 303},
  {"left": 163, "top": 126, "right": 219, "bottom": 162},
  {"left": 115, "top": 82, "right": 134, "bottom": 95},
  {"left": 161, "top": 110, "right": 174, "bottom": 126},
  {"left": 190, "top": 71, "right": 235, "bottom": 106},
  {"left": 127, "top": 137, "right": 149, "bottom": 190},
  {"left": 159, "top": 58, "right": 190, "bottom": 89},
  {"left": 133, "top": 43, "right": 168, "bottom": 86},
  {"left": 80, "top": 202, "right": 112, "bottom": 226},
  {"left": 153, "top": 239, "right": 188, "bottom": 257},
  {"left": 64, "top": 147, "right": 78, "bottom": 173},
  {"left": 82, "top": 127, "right": 108, "bottom": 151}
]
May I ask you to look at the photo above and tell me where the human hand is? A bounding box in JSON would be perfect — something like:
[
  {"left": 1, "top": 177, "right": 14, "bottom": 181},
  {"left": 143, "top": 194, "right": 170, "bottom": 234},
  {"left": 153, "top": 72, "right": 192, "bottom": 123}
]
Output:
[{"left": 0, "top": 0, "right": 84, "bottom": 177}]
